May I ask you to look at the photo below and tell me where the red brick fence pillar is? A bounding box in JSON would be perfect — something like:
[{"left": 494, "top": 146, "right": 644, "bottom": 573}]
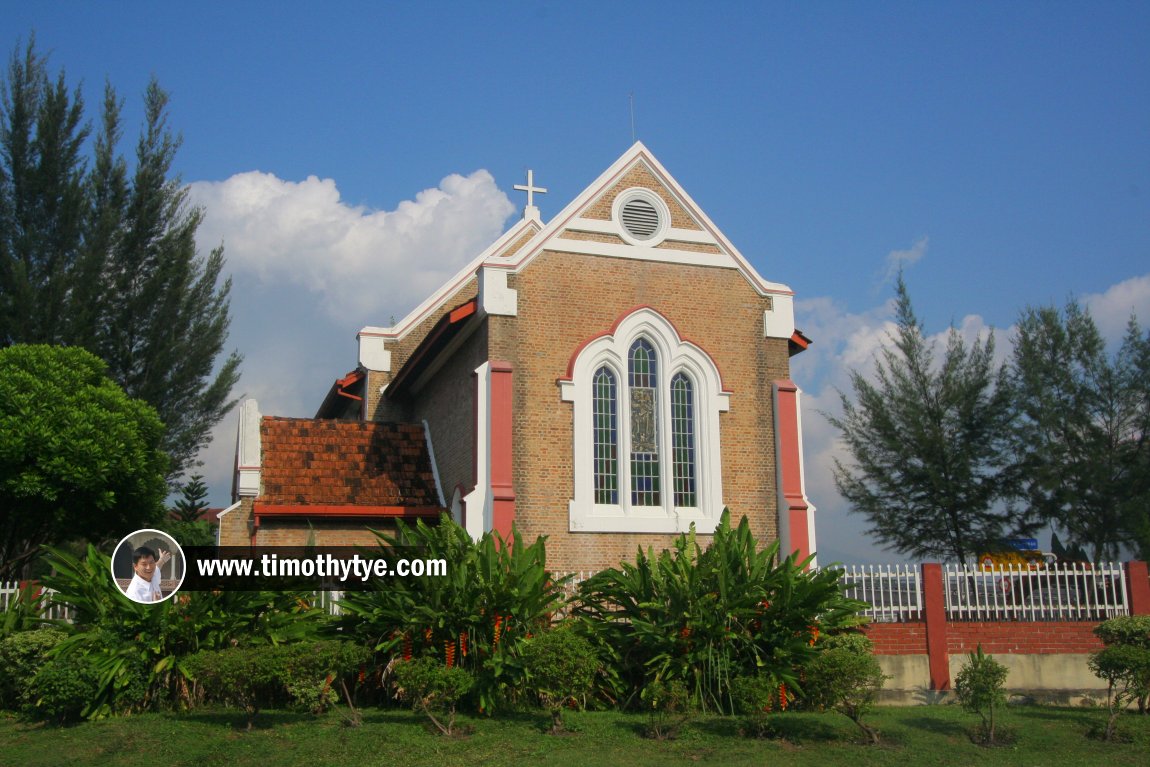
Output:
[
  {"left": 921, "top": 562, "right": 951, "bottom": 690},
  {"left": 1128, "top": 561, "right": 1150, "bottom": 615}
]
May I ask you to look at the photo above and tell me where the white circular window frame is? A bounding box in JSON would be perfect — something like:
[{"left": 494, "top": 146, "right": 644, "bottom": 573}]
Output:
[{"left": 612, "top": 187, "right": 671, "bottom": 247}]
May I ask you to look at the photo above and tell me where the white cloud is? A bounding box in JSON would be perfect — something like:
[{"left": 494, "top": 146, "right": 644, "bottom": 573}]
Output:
[
  {"left": 184, "top": 169, "right": 516, "bottom": 508},
  {"left": 881, "top": 236, "right": 929, "bottom": 284},
  {"left": 187, "top": 170, "right": 516, "bottom": 322},
  {"left": 1082, "top": 273, "right": 1150, "bottom": 343}
]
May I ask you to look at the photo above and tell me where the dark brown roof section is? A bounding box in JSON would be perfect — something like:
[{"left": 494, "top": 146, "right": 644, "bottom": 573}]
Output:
[
  {"left": 386, "top": 298, "right": 478, "bottom": 400},
  {"left": 256, "top": 417, "right": 443, "bottom": 518},
  {"left": 788, "top": 329, "right": 812, "bottom": 357}
]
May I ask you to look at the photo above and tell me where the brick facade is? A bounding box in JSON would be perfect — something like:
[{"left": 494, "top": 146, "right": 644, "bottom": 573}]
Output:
[
  {"left": 237, "top": 143, "right": 810, "bottom": 574},
  {"left": 490, "top": 250, "right": 788, "bottom": 572}
]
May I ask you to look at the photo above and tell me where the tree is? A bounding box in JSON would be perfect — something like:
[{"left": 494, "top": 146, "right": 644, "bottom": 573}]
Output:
[
  {"left": 0, "top": 344, "right": 168, "bottom": 580},
  {"left": 1008, "top": 303, "right": 1150, "bottom": 562},
  {"left": 0, "top": 37, "right": 240, "bottom": 482},
  {"left": 171, "top": 473, "right": 209, "bottom": 523},
  {"left": 828, "top": 275, "right": 1019, "bottom": 562},
  {"left": 164, "top": 473, "right": 216, "bottom": 546}
]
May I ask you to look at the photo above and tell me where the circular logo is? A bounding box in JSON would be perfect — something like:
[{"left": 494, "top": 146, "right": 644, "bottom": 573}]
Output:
[{"left": 111, "top": 529, "right": 186, "bottom": 604}]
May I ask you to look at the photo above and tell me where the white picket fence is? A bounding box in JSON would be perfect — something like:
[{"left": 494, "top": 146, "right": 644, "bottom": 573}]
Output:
[
  {"left": 832, "top": 564, "right": 924, "bottom": 622},
  {"left": 941, "top": 561, "right": 1128, "bottom": 622},
  {"left": 0, "top": 582, "right": 74, "bottom": 621},
  {"left": 833, "top": 562, "right": 1130, "bottom": 623}
]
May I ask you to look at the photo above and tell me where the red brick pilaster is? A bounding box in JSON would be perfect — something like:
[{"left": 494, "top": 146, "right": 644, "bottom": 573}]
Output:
[
  {"left": 489, "top": 360, "right": 516, "bottom": 540},
  {"left": 1127, "top": 561, "right": 1150, "bottom": 615},
  {"left": 922, "top": 563, "right": 951, "bottom": 690}
]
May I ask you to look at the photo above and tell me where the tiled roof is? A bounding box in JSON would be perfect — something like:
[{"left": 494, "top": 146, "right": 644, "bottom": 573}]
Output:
[{"left": 259, "top": 417, "right": 442, "bottom": 508}]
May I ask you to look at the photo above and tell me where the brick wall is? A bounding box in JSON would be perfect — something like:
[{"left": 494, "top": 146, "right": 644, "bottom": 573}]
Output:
[
  {"left": 865, "top": 622, "right": 928, "bottom": 655},
  {"left": 407, "top": 322, "right": 488, "bottom": 505},
  {"left": 866, "top": 620, "right": 1103, "bottom": 657},
  {"left": 490, "top": 247, "right": 790, "bottom": 573}
]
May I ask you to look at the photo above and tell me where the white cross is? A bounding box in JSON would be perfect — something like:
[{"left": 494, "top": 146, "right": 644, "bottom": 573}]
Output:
[{"left": 514, "top": 169, "right": 547, "bottom": 210}]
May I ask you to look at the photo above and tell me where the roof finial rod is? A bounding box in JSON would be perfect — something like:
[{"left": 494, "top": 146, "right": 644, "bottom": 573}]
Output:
[
  {"left": 514, "top": 169, "right": 547, "bottom": 223},
  {"left": 630, "top": 92, "right": 636, "bottom": 144}
]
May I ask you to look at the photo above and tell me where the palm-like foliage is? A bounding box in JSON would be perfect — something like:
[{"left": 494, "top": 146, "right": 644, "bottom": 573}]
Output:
[
  {"left": 572, "top": 512, "right": 864, "bottom": 713},
  {"left": 336, "top": 515, "right": 568, "bottom": 712}
]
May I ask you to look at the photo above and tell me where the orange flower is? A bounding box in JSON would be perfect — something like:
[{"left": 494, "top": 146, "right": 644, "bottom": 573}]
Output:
[
  {"left": 460, "top": 631, "right": 469, "bottom": 657},
  {"left": 402, "top": 634, "right": 413, "bottom": 661},
  {"left": 778, "top": 683, "right": 788, "bottom": 711},
  {"left": 445, "top": 639, "right": 456, "bottom": 668}
]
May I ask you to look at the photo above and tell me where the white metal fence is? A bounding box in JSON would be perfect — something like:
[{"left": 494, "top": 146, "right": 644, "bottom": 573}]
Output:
[
  {"left": 0, "top": 582, "right": 74, "bottom": 622},
  {"left": 942, "top": 561, "right": 1128, "bottom": 622},
  {"left": 832, "top": 564, "right": 924, "bottom": 622}
]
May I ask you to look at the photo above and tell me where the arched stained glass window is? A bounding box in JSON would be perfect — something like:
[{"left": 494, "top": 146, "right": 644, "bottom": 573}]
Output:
[
  {"left": 629, "top": 339, "right": 660, "bottom": 506},
  {"left": 592, "top": 366, "right": 618, "bottom": 504},
  {"left": 671, "top": 372, "right": 696, "bottom": 507}
]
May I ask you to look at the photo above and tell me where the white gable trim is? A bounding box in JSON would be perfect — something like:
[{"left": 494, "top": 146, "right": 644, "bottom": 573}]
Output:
[
  {"left": 489, "top": 142, "right": 794, "bottom": 299},
  {"left": 546, "top": 239, "right": 732, "bottom": 269}
]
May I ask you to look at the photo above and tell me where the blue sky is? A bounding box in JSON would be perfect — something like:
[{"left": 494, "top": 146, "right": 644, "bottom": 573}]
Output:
[{"left": 7, "top": 2, "right": 1149, "bottom": 563}]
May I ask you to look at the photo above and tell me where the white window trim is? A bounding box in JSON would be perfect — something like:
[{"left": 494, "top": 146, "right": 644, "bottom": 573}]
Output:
[{"left": 560, "top": 308, "right": 729, "bottom": 533}]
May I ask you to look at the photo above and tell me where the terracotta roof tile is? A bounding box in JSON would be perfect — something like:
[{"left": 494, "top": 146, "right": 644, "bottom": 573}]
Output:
[{"left": 259, "top": 417, "right": 441, "bottom": 507}]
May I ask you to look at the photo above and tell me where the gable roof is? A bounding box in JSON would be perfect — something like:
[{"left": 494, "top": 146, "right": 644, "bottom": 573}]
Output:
[
  {"left": 359, "top": 142, "right": 793, "bottom": 346},
  {"left": 255, "top": 417, "right": 444, "bottom": 519}
]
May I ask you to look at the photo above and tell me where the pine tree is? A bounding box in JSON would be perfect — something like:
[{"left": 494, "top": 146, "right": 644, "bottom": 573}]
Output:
[
  {"left": 1008, "top": 304, "right": 1150, "bottom": 561},
  {"left": 0, "top": 38, "right": 240, "bottom": 481},
  {"left": 828, "top": 275, "right": 1019, "bottom": 562},
  {"left": 0, "top": 37, "right": 88, "bottom": 346}
]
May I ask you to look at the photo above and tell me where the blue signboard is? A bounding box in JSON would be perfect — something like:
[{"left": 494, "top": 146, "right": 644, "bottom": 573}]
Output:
[{"left": 1006, "top": 538, "right": 1039, "bottom": 551}]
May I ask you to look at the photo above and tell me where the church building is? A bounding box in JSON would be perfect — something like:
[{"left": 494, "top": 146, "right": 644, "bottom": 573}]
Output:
[{"left": 220, "top": 142, "right": 816, "bottom": 573}]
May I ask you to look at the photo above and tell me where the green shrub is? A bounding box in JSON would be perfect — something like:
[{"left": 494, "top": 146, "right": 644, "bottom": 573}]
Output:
[
  {"left": 278, "top": 641, "right": 370, "bottom": 714},
  {"left": 730, "top": 672, "right": 790, "bottom": 738},
  {"left": 1089, "top": 616, "right": 1150, "bottom": 740},
  {"left": 393, "top": 656, "right": 475, "bottom": 736},
  {"left": 522, "top": 625, "right": 601, "bottom": 733},
  {"left": 337, "top": 515, "right": 567, "bottom": 713},
  {"left": 803, "top": 632, "right": 887, "bottom": 744},
  {"left": 640, "top": 678, "right": 693, "bottom": 740},
  {"left": 183, "top": 646, "right": 282, "bottom": 729},
  {"left": 954, "top": 645, "right": 1009, "bottom": 745},
  {"left": 26, "top": 654, "right": 102, "bottom": 723},
  {"left": 573, "top": 511, "right": 866, "bottom": 713},
  {"left": 1094, "top": 615, "right": 1150, "bottom": 650},
  {"left": 0, "top": 628, "right": 66, "bottom": 710},
  {"left": 184, "top": 640, "right": 369, "bottom": 728}
]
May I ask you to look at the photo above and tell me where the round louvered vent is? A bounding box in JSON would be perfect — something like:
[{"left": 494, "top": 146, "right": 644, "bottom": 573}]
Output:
[
  {"left": 613, "top": 188, "right": 669, "bottom": 246},
  {"left": 620, "top": 197, "right": 660, "bottom": 240}
]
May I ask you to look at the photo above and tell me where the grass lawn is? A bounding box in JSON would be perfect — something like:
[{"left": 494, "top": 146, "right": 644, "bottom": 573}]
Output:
[{"left": 2, "top": 704, "right": 1148, "bottom": 767}]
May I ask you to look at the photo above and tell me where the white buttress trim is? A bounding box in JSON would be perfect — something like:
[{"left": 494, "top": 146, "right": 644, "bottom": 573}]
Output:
[
  {"left": 423, "top": 419, "right": 446, "bottom": 507},
  {"left": 478, "top": 266, "right": 518, "bottom": 317},
  {"left": 763, "top": 293, "right": 795, "bottom": 339},
  {"left": 462, "top": 362, "right": 492, "bottom": 540},
  {"left": 235, "top": 399, "right": 262, "bottom": 498}
]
